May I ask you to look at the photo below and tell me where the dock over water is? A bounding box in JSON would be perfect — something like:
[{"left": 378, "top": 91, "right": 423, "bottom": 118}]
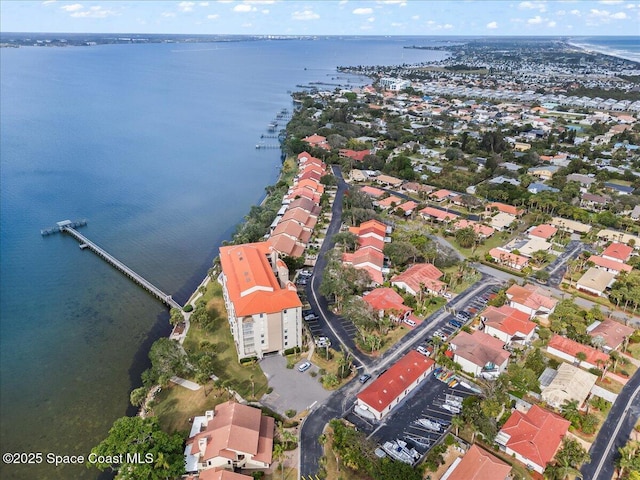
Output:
[{"left": 60, "top": 226, "right": 182, "bottom": 310}]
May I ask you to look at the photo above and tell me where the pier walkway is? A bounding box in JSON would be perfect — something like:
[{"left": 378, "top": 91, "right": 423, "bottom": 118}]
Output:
[{"left": 62, "top": 227, "right": 182, "bottom": 310}]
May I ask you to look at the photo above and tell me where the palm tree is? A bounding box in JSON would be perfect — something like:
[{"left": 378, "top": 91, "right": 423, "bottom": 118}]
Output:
[
  {"left": 575, "top": 351, "right": 587, "bottom": 367},
  {"left": 272, "top": 443, "right": 286, "bottom": 480},
  {"left": 561, "top": 400, "right": 581, "bottom": 428},
  {"left": 451, "top": 415, "right": 464, "bottom": 437}
]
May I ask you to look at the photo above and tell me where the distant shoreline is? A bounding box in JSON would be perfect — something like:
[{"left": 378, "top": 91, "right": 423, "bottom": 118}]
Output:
[{"left": 567, "top": 40, "right": 640, "bottom": 65}]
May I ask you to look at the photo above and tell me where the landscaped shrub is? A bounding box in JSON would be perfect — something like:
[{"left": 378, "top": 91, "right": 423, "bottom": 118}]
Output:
[
  {"left": 183, "top": 304, "right": 194, "bottom": 312},
  {"left": 283, "top": 347, "right": 301, "bottom": 356},
  {"left": 285, "top": 409, "right": 297, "bottom": 418}
]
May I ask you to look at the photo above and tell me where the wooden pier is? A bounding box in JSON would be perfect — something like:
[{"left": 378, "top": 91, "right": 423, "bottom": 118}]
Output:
[{"left": 61, "top": 226, "right": 182, "bottom": 310}]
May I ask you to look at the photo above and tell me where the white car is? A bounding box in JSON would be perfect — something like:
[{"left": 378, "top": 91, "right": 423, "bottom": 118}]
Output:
[{"left": 297, "top": 361, "right": 312, "bottom": 372}]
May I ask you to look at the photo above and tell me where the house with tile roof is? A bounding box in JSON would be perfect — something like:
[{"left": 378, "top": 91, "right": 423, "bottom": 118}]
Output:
[
  {"left": 430, "top": 189, "right": 454, "bottom": 202},
  {"left": 602, "top": 242, "right": 633, "bottom": 263},
  {"left": 485, "top": 202, "right": 524, "bottom": 217},
  {"left": 419, "top": 206, "right": 459, "bottom": 223},
  {"left": 302, "top": 133, "right": 330, "bottom": 150},
  {"left": 356, "top": 351, "right": 435, "bottom": 420},
  {"left": 185, "top": 402, "right": 274, "bottom": 475},
  {"left": 481, "top": 305, "right": 537, "bottom": 345},
  {"left": 376, "top": 195, "right": 403, "bottom": 210},
  {"left": 588, "top": 255, "right": 633, "bottom": 275},
  {"left": 397, "top": 200, "right": 418, "bottom": 216},
  {"left": 489, "top": 212, "right": 518, "bottom": 232},
  {"left": 449, "top": 331, "right": 510, "bottom": 378},
  {"left": 496, "top": 405, "right": 570, "bottom": 474},
  {"left": 218, "top": 242, "right": 302, "bottom": 360},
  {"left": 360, "top": 185, "right": 386, "bottom": 198},
  {"left": 186, "top": 469, "right": 254, "bottom": 480},
  {"left": 441, "top": 444, "right": 511, "bottom": 480},
  {"left": 362, "top": 288, "right": 412, "bottom": 322},
  {"left": 589, "top": 318, "right": 635, "bottom": 353},
  {"left": 528, "top": 224, "right": 558, "bottom": 240},
  {"left": 506, "top": 283, "right": 557, "bottom": 319},
  {"left": 453, "top": 219, "right": 495, "bottom": 239},
  {"left": 342, "top": 248, "right": 385, "bottom": 284},
  {"left": 489, "top": 248, "right": 529, "bottom": 271},
  {"left": 547, "top": 334, "right": 609, "bottom": 370},
  {"left": 339, "top": 148, "right": 371, "bottom": 162},
  {"left": 391, "top": 263, "right": 446, "bottom": 297},
  {"left": 374, "top": 174, "right": 403, "bottom": 188}
]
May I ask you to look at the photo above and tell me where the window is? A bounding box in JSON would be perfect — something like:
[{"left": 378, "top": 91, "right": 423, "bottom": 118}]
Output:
[{"left": 284, "top": 335, "right": 288, "bottom": 340}]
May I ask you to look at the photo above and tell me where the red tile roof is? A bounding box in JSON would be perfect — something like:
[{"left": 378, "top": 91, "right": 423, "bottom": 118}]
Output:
[
  {"left": 499, "top": 405, "right": 570, "bottom": 470},
  {"left": 397, "top": 200, "right": 418, "bottom": 213},
  {"left": 267, "top": 234, "right": 306, "bottom": 258},
  {"left": 431, "top": 189, "right": 453, "bottom": 199},
  {"left": 378, "top": 195, "right": 402, "bottom": 208},
  {"left": 199, "top": 470, "right": 254, "bottom": 480},
  {"left": 486, "top": 202, "right": 522, "bottom": 216},
  {"left": 506, "top": 284, "right": 557, "bottom": 311},
  {"left": 589, "top": 318, "right": 635, "bottom": 350},
  {"left": 219, "top": 243, "right": 302, "bottom": 316},
  {"left": 454, "top": 219, "right": 495, "bottom": 238},
  {"left": 339, "top": 148, "right": 371, "bottom": 161},
  {"left": 363, "top": 288, "right": 411, "bottom": 316},
  {"left": 302, "top": 134, "right": 330, "bottom": 150},
  {"left": 547, "top": 334, "right": 609, "bottom": 366},
  {"left": 360, "top": 186, "right": 386, "bottom": 198},
  {"left": 482, "top": 305, "right": 536, "bottom": 336},
  {"left": 489, "top": 248, "right": 529, "bottom": 268},
  {"left": 357, "top": 351, "right": 434, "bottom": 413},
  {"left": 419, "top": 206, "right": 459, "bottom": 222},
  {"left": 391, "top": 263, "right": 444, "bottom": 294},
  {"left": 588, "top": 255, "right": 633, "bottom": 273},
  {"left": 529, "top": 224, "right": 558, "bottom": 240},
  {"left": 446, "top": 444, "right": 511, "bottom": 480},
  {"left": 602, "top": 242, "right": 633, "bottom": 262}
]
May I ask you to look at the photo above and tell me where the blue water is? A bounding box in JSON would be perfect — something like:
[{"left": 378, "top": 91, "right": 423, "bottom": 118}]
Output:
[
  {"left": 0, "top": 37, "right": 448, "bottom": 479},
  {"left": 571, "top": 36, "right": 640, "bottom": 63}
]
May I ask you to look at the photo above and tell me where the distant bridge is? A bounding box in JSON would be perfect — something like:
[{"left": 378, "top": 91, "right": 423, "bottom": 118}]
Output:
[{"left": 61, "top": 226, "right": 182, "bottom": 310}]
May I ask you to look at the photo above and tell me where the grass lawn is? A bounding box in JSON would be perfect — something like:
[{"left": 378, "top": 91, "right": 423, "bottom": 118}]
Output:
[
  {"left": 596, "top": 376, "right": 625, "bottom": 395},
  {"left": 321, "top": 426, "right": 368, "bottom": 480},
  {"left": 626, "top": 342, "right": 640, "bottom": 361},
  {"left": 183, "top": 282, "right": 269, "bottom": 400},
  {"left": 455, "top": 232, "right": 512, "bottom": 259},
  {"left": 153, "top": 382, "right": 229, "bottom": 434}
]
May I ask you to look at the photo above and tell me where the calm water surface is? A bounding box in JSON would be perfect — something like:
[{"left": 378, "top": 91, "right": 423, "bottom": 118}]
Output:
[{"left": 0, "top": 38, "right": 447, "bottom": 479}]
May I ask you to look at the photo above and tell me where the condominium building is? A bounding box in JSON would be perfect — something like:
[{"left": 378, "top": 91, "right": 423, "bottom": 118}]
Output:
[{"left": 218, "top": 242, "right": 302, "bottom": 360}]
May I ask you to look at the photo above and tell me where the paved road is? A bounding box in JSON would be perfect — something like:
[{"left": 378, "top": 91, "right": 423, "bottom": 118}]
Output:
[{"left": 581, "top": 368, "right": 640, "bottom": 480}]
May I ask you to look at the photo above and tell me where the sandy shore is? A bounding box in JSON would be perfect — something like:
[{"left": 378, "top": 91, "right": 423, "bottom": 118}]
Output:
[{"left": 567, "top": 41, "right": 640, "bottom": 65}]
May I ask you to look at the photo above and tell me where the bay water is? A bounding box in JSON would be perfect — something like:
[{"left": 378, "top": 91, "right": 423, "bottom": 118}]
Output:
[{"left": 0, "top": 37, "right": 447, "bottom": 479}]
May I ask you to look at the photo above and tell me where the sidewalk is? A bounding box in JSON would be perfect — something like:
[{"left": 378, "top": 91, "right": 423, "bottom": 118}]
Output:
[{"left": 170, "top": 376, "right": 201, "bottom": 391}]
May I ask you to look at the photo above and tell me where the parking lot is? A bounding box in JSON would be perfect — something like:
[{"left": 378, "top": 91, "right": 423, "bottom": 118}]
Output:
[
  {"left": 259, "top": 355, "right": 330, "bottom": 414},
  {"left": 346, "top": 371, "right": 476, "bottom": 461}
]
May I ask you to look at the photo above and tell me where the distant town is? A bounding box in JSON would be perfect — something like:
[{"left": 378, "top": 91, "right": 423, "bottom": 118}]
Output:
[{"left": 85, "top": 38, "right": 640, "bottom": 480}]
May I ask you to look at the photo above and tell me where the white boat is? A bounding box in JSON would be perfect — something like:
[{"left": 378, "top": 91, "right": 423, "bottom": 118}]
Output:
[
  {"left": 441, "top": 403, "right": 461, "bottom": 414},
  {"left": 416, "top": 418, "right": 441, "bottom": 432},
  {"left": 382, "top": 439, "right": 421, "bottom": 465}
]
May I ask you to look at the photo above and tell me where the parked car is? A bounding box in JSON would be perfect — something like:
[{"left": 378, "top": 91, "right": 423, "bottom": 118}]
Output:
[
  {"left": 299, "top": 270, "right": 313, "bottom": 278},
  {"left": 416, "top": 345, "right": 430, "bottom": 357},
  {"left": 304, "top": 312, "right": 318, "bottom": 321},
  {"left": 456, "top": 311, "right": 471, "bottom": 321},
  {"left": 449, "top": 319, "right": 463, "bottom": 328},
  {"left": 359, "top": 374, "right": 372, "bottom": 384},
  {"left": 297, "top": 361, "right": 312, "bottom": 372},
  {"left": 403, "top": 318, "right": 417, "bottom": 327}
]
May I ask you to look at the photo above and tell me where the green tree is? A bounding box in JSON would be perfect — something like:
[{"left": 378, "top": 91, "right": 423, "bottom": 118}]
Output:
[
  {"left": 545, "top": 438, "right": 591, "bottom": 479},
  {"left": 129, "top": 387, "right": 147, "bottom": 408},
  {"left": 455, "top": 227, "right": 478, "bottom": 249},
  {"left": 147, "top": 337, "right": 189, "bottom": 387},
  {"left": 88, "top": 416, "right": 185, "bottom": 480},
  {"left": 383, "top": 241, "right": 420, "bottom": 267},
  {"left": 169, "top": 308, "right": 183, "bottom": 326},
  {"left": 560, "top": 400, "right": 582, "bottom": 428}
]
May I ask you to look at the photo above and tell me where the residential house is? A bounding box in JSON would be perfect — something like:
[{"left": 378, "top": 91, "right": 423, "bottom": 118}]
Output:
[
  {"left": 356, "top": 351, "right": 435, "bottom": 420},
  {"left": 343, "top": 219, "right": 388, "bottom": 284},
  {"left": 576, "top": 267, "right": 617, "bottom": 297},
  {"left": 602, "top": 242, "right": 633, "bottom": 264},
  {"left": 184, "top": 402, "right": 274, "bottom": 475},
  {"left": 566, "top": 173, "right": 596, "bottom": 193},
  {"left": 376, "top": 195, "right": 402, "bottom": 210},
  {"left": 588, "top": 318, "right": 635, "bottom": 353},
  {"left": 489, "top": 212, "right": 518, "bottom": 232},
  {"left": 302, "top": 133, "right": 330, "bottom": 151},
  {"left": 541, "top": 362, "right": 598, "bottom": 409},
  {"left": 580, "top": 193, "right": 610, "bottom": 211},
  {"left": 551, "top": 217, "right": 592, "bottom": 234},
  {"left": 506, "top": 283, "right": 557, "bottom": 319},
  {"left": 374, "top": 174, "right": 404, "bottom": 188},
  {"left": 419, "top": 206, "right": 459, "bottom": 223},
  {"left": 495, "top": 405, "right": 570, "bottom": 474},
  {"left": 546, "top": 334, "right": 609, "bottom": 370},
  {"left": 481, "top": 305, "right": 537, "bottom": 345},
  {"left": 391, "top": 263, "right": 446, "bottom": 297},
  {"left": 587, "top": 255, "right": 632, "bottom": 275},
  {"left": 218, "top": 242, "right": 302, "bottom": 360},
  {"left": 360, "top": 185, "right": 386, "bottom": 198},
  {"left": 396, "top": 200, "right": 419, "bottom": 216},
  {"left": 528, "top": 165, "right": 560, "bottom": 180},
  {"left": 596, "top": 230, "right": 640, "bottom": 248},
  {"left": 528, "top": 224, "right": 558, "bottom": 240},
  {"left": 339, "top": 148, "right": 371, "bottom": 162},
  {"left": 604, "top": 182, "right": 635, "bottom": 195},
  {"left": 362, "top": 288, "right": 412, "bottom": 322},
  {"left": 489, "top": 248, "right": 529, "bottom": 271},
  {"left": 448, "top": 331, "right": 510, "bottom": 378},
  {"left": 186, "top": 470, "right": 254, "bottom": 480},
  {"left": 441, "top": 444, "right": 511, "bottom": 480},
  {"left": 528, "top": 182, "right": 559, "bottom": 194},
  {"left": 485, "top": 202, "right": 524, "bottom": 217},
  {"left": 453, "top": 219, "right": 495, "bottom": 239},
  {"left": 430, "top": 189, "right": 454, "bottom": 203}
]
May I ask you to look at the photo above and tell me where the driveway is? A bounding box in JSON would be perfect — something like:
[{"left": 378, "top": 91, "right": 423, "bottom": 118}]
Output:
[{"left": 259, "top": 355, "right": 330, "bottom": 415}]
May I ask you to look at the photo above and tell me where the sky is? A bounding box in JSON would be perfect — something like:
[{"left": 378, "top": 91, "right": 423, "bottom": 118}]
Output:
[{"left": 1, "top": 0, "right": 639, "bottom": 36}]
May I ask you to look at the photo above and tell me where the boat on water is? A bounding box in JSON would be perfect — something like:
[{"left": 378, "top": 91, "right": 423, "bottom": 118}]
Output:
[
  {"left": 382, "top": 439, "right": 421, "bottom": 465},
  {"left": 441, "top": 403, "right": 461, "bottom": 414},
  {"left": 416, "top": 418, "right": 441, "bottom": 432}
]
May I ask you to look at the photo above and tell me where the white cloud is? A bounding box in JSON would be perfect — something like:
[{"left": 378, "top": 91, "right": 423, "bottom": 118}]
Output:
[
  {"left": 570, "top": 9, "right": 581, "bottom": 15},
  {"left": 528, "top": 15, "right": 543, "bottom": 23},
  {"left": 70, "top": 6, "right": 117, "bottom": 18},
  {"left": 368, "top": 16, "right": 375, "bottom": 22},
  {"left": 234, "top": 4, "right": 255, "bottom": 12},
  {"left": 161, "top": 11, "right": 176, "bottom": 17},
  {"left": 443, "top": 23, "right": 453, "bottom": 29},
  {"left": 292, "top": 9, "right": 319, "bottom": 20},
  {"left": 42, "top": 0, "right": 57, "bottom": 5},
  {"left": 547, "top": 20, "right": 557, "bottom": 26},
  {"left": 241, "top": 22, "right": 252, "bottom": 27},
  {"left": 519, "top": 1, "right": 547, "bottom": 12},
  {"left": 262, "top": 9, "right": 269, "bottom": 14},
  {"left": 486, "top": 21, "right": 498, "bottom": 28},
  {"left": 390, "top": 22, "right": 403, "bottom": 27},
  {"left": 600, "top": 0, "right": 623, "bottom": 4},
  {"left": 199, "top": 1, "right": 209, "bottom": 5},
  {"left": 611, "top": 11, "right": 627, "bottom": 18},
  {"left": 207, "top": 13, "right": 219, "bottom": 19},
  {"left": 61, "top": 3, "right": 83, "bottom": 12},
  {"left": 178, "top": 1, "right": 195, "bottom": 12},
  {"left": 411, "top": 15, "right": 419, "bottom": 20},
  {"left": 353, "top": 7, "right": 373, "bottom": 14}
]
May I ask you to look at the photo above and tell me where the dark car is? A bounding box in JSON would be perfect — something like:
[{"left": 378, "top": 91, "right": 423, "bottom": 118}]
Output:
[{"left": 359, "top": 374, "right": 372, "bottom": 384}]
